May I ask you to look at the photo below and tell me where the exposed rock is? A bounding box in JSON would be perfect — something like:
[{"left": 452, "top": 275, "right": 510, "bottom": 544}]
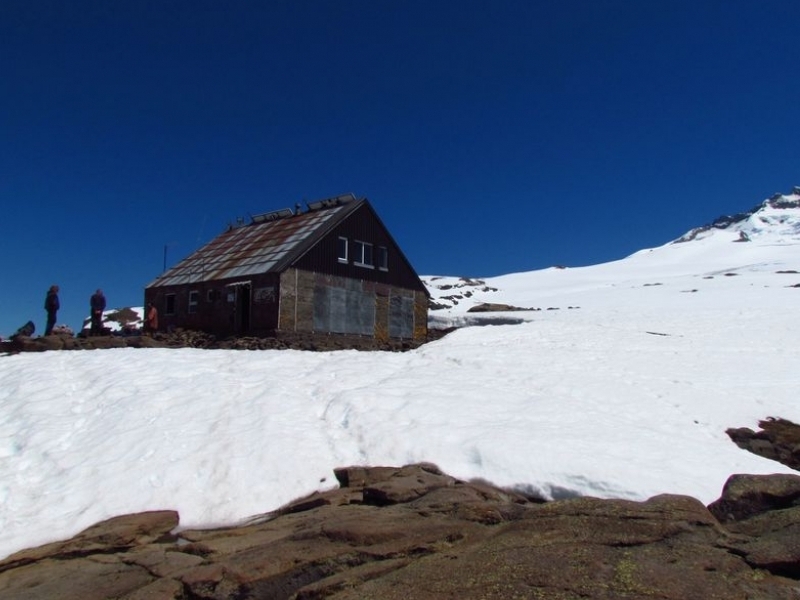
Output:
[
  {"left": 466, "top": 302, "right": 537, "bottom": 313},
  {"left": 708, "top": 473, "right": 800, "bottom": 523},
  {"left": 3, "top": 465, "right": 800, "bottom": 599},
  {"left": 83, "top": 336, "right": 129, "bottom": 350},
  {"left": 727, "top": 417, "right": 800, "bottom": 470},
  {"left": 36, "top": 335, "right": 66, "bottom": 351},
  {"left": 360, "top": 462, "right": 456, "bottom": 505},
  {"left": 5, "top": 336, "right": 47, "bottom": 352},
  {"left": 709, "top": 474, "right": 800, "bottom": 578},
  {"left": 424, "top": 277, "right": 499, "bottom": 311},
  {"left": 0, "top": 328, "right": 453, "bottom": 354},
  {"left": 1, "top": 511, "right": 179, "bottom": 570},
  {"left": 104, "top": 307, "right": 142, "bottom": 328},
  {"left": 720, "top": 505, "right": 800, "bottom": 578},
  {"left": 672, "top": 188, "right": 800, "bottom": 244}
]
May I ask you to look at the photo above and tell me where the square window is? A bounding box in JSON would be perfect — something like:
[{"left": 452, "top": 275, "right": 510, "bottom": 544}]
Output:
[
  {"left": 354, "top": 240, "right": 373, "bottom": 268},
  {"left": 337, "top": 236, "right": 348, "bottom": 263}
]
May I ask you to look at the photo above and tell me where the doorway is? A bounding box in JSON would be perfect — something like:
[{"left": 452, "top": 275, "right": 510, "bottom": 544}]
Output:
[{"left": 229, "top": 283, "right": 251, "bottom": 334}]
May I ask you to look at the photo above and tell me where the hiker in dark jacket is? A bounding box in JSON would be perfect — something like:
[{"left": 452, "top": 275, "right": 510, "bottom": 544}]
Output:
[
  {"left": 90, "top": 289, "right": 106, "bottom": 336},
  {"left": 44, "top": 285, "right": 60, "bottom": 336}
]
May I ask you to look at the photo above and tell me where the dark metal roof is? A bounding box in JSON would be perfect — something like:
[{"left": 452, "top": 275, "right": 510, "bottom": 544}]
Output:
[{"left": 147, "top": 194, "right": 363, "bottom": 288}]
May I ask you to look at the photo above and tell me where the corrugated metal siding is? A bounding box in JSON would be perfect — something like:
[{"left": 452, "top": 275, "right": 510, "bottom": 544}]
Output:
[
  {"left": 388, "top": 294, "right": 414, "bottom": 338},
  {"left": 313, "top": 276, "right": 376, "bottom": 336},
  {"left": 277, "top": 268, "right": 425, "bottom": 340}
]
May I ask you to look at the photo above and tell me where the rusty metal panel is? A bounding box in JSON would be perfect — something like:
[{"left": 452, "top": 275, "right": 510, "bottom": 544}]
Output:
[
  {"left": 313, "top": 278, "right": 375, "bottom": 336},
  {"left": 147, "top": 202, "right": 353, "bottom": 288},
  {"left": 413, "top": 290, "right": 428, "bottom": 341},
  {"left": 389, "top": 293, "right": 414, "bottom": 339},
  {"left": 294, "top": 270, "right": 316, "bottom": 332},
  {"left": 375, "top": 294, "right": 389, "bottom": 342}
]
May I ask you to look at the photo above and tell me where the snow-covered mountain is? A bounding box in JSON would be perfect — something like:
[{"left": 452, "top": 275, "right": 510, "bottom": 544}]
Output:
[
  {"left": 424, "top": 187, "right": 800, "bottom": 328},
  {"left": 1, "top": 188, "right": 799, "bottom": 562},
  {"left": 673, "top": 186, "right": 800, "bottom": 243}
]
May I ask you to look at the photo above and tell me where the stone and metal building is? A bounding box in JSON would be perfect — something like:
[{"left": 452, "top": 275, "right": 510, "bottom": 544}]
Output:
[{"left": 144, "top": 194, "right": 428, "bottom": 341}]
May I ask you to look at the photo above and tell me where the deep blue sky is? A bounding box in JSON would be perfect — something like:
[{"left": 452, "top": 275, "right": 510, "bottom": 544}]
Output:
[{"left": 1, "top": 1, "right": 798, "bottom": 336}]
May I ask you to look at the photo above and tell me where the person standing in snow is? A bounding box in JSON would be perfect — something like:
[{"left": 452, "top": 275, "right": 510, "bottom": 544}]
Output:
[
  {"left": 144, "top": 302, "right": 158, "bottom": 335},
  {"left": 44, "top": 285, "right": 60, "bottom": 336},
  {"left": 90, "top": 289, "right": 106, "bottom": 336}
]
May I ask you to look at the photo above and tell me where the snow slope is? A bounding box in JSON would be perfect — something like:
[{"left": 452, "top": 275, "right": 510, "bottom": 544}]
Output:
[
  {"left": 425, "top": 188, "right": 800, "bottom": 324},
  {"left": 1, "top": 190, "right": 800, "bottom": 561}
]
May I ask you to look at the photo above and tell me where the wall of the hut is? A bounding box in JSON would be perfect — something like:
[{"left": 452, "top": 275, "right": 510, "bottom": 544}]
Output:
[
  {"left": 144, "top": 274, "right": 280, "bottom": 337},
  {"left": 292, "top": 202, "right": 428, "bottom": 294},
  {"left": 278, "top": 268, "right": 427, "bottom": 341}
]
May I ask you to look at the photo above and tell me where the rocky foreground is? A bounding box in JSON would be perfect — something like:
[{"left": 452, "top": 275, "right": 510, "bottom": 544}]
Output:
[
  {"left": 3, "top": 461, "right": 800, "bottom": 600},
  {"left": 1, "top": 327, "right": 454, "bottom": 354}
]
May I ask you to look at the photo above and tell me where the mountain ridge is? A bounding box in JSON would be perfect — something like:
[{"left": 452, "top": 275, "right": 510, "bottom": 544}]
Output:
[
  {"left": 673, "top": 186, "right": 800, "bottom": 243},
  {"left": 424, "top": 187, "right": 800, "bottom": 325}
]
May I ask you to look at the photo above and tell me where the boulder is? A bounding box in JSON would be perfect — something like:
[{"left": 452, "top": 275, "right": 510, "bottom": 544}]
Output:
[
  {"left": 84, "top": 336, "right": 128, "bottom": 350},
  {"left": 708, "top": 473, "right": 800, "bottom": 523},
  {"left": 708, "top": 473, "right": 800, "bottom": 578},
  {"left": 727, "top": 417, "right": 800, "bottom": 470},
  {"left": 1, "top": 511, "right": 179, "bottom": 570},
  {"left": 2, "top": 466, "right": 800, "bottom": 599},
  {"left": 36, "top": 335, "right": 65, "bottom": 351},
  {"left": 719, "top": 505, "right": 800, "bottom": 578}
]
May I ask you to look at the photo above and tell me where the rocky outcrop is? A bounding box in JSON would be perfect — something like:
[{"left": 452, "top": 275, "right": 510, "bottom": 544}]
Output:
[
  {"left": 3, "top": 464, "right": 800, "bottom": 599},
  {"left": 0, "top": 328, "right": 452, "bottom": 354},
  {"left": 727, "top": 417, "right": 800, "bottom": 471},
  {"left": 709, "top": 473, "right": 800, "bottom": 579},
  {"left": 424, "top": 277, "right": 499, "bottom": 311},
  {"left": 466, "top": 302, "right": 537, "bottom": 313},
  {"left": 672, "top": 188, "right": 800, "bottom": 244},
  {"left": 1, "top": 333, "right": 160, "bottom": 353}
]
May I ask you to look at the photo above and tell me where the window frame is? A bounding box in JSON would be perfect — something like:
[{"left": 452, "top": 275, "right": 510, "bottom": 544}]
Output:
[
  {"left": 353, "top": 240, "right": 374, "bottom": 268},
  {"left": 337, "top": 236, "right": 348, "bottom": 263},
  {"left": 377, "top": 246, "right": 388, "bottom": 271},
  {"left": 188, "top": 290, "right": 200, "bottom": 314}
]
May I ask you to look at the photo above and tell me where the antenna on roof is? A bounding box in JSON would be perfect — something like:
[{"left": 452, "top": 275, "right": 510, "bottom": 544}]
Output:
[{"left": 163, "top": 242, "right": 177, "bottom": 273}]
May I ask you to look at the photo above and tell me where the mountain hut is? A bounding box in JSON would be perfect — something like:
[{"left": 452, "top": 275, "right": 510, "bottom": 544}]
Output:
[{"left": 144, "top": 194, "right": 429, "bottom": 341}]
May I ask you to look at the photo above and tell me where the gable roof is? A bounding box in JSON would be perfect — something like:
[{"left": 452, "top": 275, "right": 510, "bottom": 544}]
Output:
[{"left": 147, "top": 194, "right": 364, "bottom": 288}]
